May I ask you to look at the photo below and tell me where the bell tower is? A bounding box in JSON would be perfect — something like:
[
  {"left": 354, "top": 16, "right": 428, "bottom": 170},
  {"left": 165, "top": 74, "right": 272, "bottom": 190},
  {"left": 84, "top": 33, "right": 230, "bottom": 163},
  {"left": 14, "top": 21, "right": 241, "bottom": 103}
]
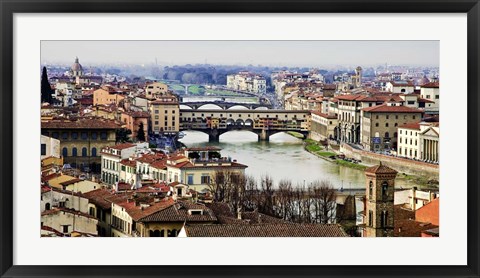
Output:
[{"left": 364, "top": 163, "right": 397, "bottom": 237}]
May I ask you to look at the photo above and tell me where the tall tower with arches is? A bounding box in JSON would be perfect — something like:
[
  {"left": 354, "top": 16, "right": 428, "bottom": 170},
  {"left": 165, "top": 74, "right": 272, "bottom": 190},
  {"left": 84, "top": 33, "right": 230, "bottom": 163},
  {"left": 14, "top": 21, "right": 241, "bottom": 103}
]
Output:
[{"left": 364, "top": 162, "right": 397, "bottom": 237}]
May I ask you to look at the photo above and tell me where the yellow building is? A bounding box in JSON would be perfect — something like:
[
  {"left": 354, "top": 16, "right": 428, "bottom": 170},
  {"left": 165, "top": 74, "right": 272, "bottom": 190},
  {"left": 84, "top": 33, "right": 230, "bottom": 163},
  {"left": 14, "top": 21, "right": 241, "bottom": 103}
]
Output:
[
  {"left": 145, "top": 82, "right": 169, "bottom": 100},
  {"left": 150, "top": 96, "right": 180, "bottom": 134},
  {"left": 41, "top": 117, "right": 121, "bottom": 172},
  {"left": 93, "top": 88, "right": 126, "bottom": 106}
]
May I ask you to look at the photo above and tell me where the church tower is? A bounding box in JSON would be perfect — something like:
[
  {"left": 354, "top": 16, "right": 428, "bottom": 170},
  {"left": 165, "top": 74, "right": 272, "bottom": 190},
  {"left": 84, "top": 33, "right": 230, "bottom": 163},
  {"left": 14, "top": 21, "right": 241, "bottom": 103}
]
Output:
[
  {"left": 364, "top": 163, "right": 397, "bottom": 237},
  {"left": 355, "top": 66, "right": 363, "bottom": 88}
]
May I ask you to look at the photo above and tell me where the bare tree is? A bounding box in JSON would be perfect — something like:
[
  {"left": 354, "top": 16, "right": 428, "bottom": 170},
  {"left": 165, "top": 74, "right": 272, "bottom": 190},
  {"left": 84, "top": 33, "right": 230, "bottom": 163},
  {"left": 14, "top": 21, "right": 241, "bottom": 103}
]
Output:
[{"left": 311, "top": 180, "right": 337, "bottom": 224}]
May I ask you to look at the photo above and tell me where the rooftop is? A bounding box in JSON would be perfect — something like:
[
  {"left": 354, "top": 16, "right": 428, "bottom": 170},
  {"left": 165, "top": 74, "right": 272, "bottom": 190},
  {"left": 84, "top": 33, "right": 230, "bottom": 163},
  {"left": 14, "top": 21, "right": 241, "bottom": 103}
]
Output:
[
  {"left": 184, "top": 223, "right": 348, "bottom": 237},
  {"left": 365, "top": 163, "right": 398, "bottom": 174},
  {"left": 362, "top": 104, "right": 423, "bottom": 113}
]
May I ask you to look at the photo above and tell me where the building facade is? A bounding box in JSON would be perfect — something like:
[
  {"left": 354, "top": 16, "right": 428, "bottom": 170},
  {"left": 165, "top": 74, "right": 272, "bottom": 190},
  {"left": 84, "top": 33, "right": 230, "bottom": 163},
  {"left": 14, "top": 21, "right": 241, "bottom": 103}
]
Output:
[
  {"left": 360, "top": 104, "right": 423, "bottom": 152},
  {"left": 41, "top": 118, "right": 120, "bottom": 172},
  {"left": 150, "top": 96, "right": 180, "bottom": 134}
]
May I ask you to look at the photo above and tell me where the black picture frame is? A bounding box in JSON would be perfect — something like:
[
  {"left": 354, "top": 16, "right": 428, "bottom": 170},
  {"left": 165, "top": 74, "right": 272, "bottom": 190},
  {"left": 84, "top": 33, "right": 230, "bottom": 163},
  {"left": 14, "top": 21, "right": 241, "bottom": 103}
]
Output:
[{"left": 1, "top": 1, "right": 479, "bottom": 277}]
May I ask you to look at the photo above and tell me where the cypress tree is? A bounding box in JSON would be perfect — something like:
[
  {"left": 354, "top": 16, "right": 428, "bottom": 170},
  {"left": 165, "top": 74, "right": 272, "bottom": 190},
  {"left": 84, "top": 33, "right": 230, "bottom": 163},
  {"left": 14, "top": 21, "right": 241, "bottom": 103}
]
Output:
[
  {"left": 137, "top": 122, "right": 146, "bottom": 142},
  {"left": 41, "top": 67, "right": 53, "bottom": 104}
]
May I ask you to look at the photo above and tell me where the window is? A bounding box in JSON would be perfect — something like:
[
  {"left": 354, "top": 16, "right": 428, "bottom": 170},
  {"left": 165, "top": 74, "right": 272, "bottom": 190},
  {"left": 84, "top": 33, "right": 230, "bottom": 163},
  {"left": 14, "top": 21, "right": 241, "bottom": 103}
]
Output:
[
  {"left": 407, "top": 101, "right": 415, "bottom": 105},
  {"left": 92, "top": 147, "right": 97, "bottom": 157},
  {"left": 62, "top": 225, "right": 69, "bottom": 233},
  {"left": 381, "top": 211, "right": 388, "bottom": 228},
  {"left": 100, "top": 132, "right": 107, "bottom": 140},
  {"left": 45, "top": 203, "right": 51, "bottom": 210},
  {"left": 394, "top": 123, "right": 398, "bottom": 127},
  {"left": 41, "top": 144, "right": 46, "bottom": 155},
  {"left": 52, "top": 132, "right": 59, "bottom": 139},
  {"left": 381, "top": 181, "right": 388, "bottom": 200},
  {"left": 72, "top": 148, "right": 77, "bottom": 157},
  {"left": 375, "top": 123, "right": 379, "bottom": 127},
  {"left": 71, "top": 132, "right": 78, "bottom": 140},
  {"left": 394, "top": 132, "right": 398, "bottom": 138},
  {"left": 385, "top": 132, "right": 390, "bottom": 138},
  {"left": 155, "top": 110, "right": 159, "bottom": 114},
  {"left": 386, "top": 115, "right": 389, "bottom": 119},
  {"left": 81, "top": 132, "right": 88, "bottom": 140},
  {"left": 62, "top": 132, "right": 69, "bottom": 140},
  {"left": 395, "top": 115, "right": 398, "bottom": 119},
  {"left": 385, "top": 123, "right": 389, "bottom": 127},
  {"left": 368, "top": 181, "right": 373, "bottom": 198},
  {"left": 155, "top": 121, "right": 159, "bottom": 125},
  {"left": 201, "top": 175, "right": 210, "bottom": 184},
  {"left": 91, "top": 132, "right": 97, "bottom": 140},
  {"left": 368, "top": 210, "right": 373, "bottom": 227},
  {"left": 435, "top": 95, "right": 439, "bottom": 99},
  {"left": 62, "top": 147, "right": 68, "bottom": 157},
  {"left": 375, "top": 115, "right": 379, "bottom": 119},
  {"left": 89, "top": 207, "right": 95, "bottom": 216},
  {"left": 82, "top": 147, "right": 87, "bottom": 157},
  {"left": 165, "top": 110, "right": 168, "bottom": 114},
  {"left": 413, "top": 116, "right": 416, "bottom": 119}
]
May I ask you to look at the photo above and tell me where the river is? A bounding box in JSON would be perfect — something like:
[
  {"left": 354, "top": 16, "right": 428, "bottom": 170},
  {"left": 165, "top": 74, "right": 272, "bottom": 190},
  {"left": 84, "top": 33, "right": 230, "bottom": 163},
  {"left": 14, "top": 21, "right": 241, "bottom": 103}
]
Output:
[{"left": 179, "top": 130, "right": 419, "bottom": 190}]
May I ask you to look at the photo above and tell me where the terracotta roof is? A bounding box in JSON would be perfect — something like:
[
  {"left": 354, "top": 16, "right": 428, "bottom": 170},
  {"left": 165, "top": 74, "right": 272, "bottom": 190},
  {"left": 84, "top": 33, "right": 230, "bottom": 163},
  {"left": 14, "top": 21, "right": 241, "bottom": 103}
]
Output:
[
  {"left": 184, "top": 223, "right": 348, "bottom": 237},
  {"left": 139, "top": 201, "right": 217, "bottom": 223},
  {"left": 41, "top": 225, "right": 64, "bottom": 237},
  {"left": 394, "top": 219, "right": 438, "bottom": 237},
  {"left": 362, "top": 104, "right": 423, "bottom": 113},
  {"left": 398, "top": 122, "right": 421, "bottom": 130},
  {"left": 311, "top": 111, "right": 337, "bottom": 119},
  {"left": 418, "top": 98, "right": 435, "bottom": 103},
  {"left": 120, "top": 159, "right": 137, "bottom": 167},
  {"left": 110, "top": 143, "right": 136, "bottom": 150},
  {"left": 117, "top": 197, "right": 175, "bottom": 222},
  {"left": 421, "top": 82, "right": 439, "bottom": 88},
  {"left": 365, "top": 163, "right": 398, "bottom": 174},
  {"left": 41, "top": 118, "right": 120, "bottom": 129},
  {"left": 83, "top": 189, "right": 115, "bottom": 210},
  {"left": 59, "top": 178, "right": 83, "bottom": 186}
]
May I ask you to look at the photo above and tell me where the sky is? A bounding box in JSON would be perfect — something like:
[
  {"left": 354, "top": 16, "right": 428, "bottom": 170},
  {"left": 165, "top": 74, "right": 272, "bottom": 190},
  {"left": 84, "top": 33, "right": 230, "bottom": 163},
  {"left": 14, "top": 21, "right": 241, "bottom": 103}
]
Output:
[{"left": 41, "top": 41, "right": 439, "bottom": 68}]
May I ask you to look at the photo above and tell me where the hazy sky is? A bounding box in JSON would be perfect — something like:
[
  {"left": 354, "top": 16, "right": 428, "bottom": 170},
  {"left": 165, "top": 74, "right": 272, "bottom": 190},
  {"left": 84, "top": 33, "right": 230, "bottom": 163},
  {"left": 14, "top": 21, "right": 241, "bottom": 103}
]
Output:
[{"left": 41, "top": 41, "right": 439, "bottom": 67}]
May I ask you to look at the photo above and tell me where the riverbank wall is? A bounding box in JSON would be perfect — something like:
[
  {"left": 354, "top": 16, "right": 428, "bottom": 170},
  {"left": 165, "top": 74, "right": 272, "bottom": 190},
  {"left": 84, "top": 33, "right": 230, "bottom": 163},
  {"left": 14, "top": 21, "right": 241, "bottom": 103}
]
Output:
[{"left": 340, "top": 144, "right": 439, "bottom": 179}]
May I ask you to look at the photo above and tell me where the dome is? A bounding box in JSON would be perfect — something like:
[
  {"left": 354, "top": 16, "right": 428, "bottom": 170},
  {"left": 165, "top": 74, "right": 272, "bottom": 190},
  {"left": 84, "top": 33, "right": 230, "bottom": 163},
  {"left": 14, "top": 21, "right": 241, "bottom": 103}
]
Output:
[
  {"left": 71, "top": 57, "right": 83, "bottom": 72},
  {"left": 356, "top": 66, "right": 363, "bottom": 71}
]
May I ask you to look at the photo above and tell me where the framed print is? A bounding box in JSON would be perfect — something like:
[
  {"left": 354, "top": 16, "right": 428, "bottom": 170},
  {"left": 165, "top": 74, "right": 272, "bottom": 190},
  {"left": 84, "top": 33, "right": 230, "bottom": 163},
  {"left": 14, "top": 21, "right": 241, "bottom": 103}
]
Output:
[{"left": 1, "top": 0, "right": 479, "bottom": 277}]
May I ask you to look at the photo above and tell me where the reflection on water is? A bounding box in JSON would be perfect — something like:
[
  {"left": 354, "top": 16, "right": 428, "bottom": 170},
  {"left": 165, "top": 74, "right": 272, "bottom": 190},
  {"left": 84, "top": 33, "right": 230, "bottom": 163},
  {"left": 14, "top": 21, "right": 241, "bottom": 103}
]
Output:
[{"left": 179, "top": 130, "right": 417, "bottom": 189}]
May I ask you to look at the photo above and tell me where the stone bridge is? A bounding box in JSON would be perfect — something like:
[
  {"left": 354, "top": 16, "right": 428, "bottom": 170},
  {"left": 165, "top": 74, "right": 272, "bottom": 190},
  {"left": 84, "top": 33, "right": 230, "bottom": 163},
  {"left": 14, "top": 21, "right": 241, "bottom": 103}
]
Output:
[
  {"left": 180, "top": 102, "right": 271, "bottom": 110},
  {"left": 179, "top": 109, "right": 310, "bottom": 141}
]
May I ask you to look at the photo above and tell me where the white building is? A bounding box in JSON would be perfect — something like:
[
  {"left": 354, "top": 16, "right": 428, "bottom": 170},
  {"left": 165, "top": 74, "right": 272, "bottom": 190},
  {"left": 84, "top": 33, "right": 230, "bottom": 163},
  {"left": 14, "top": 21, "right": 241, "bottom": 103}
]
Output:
[
  {"left": 101, "top": 142, "right": 148, "bottom": 186},
  {"left": 41, "top": 135, "right": 60, "bottom": 160},
  {"left": 420, "top": 82, "right": 439, "bottom": 114},
  {"left": 397, "top": 121, "right": 439, "bottom": 163},
  {"left": 386, "top": 81, "right": 415, "bottom": 94}
]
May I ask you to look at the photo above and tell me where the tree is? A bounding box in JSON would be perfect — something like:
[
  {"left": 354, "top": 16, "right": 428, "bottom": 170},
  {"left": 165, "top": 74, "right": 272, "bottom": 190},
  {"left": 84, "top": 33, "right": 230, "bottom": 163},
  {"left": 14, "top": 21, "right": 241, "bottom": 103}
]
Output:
[
  {"left": 116, "top": 128, "right": 132, "bottom": 143},
  {"left": 137, "top": 122, "right": 146, "bottom": 142},
  {"left": 41, "top": 67, "right": 53, "bottom": 104},
  {"left": 311, "top": 180, "right": 337, "bottom": 224}
]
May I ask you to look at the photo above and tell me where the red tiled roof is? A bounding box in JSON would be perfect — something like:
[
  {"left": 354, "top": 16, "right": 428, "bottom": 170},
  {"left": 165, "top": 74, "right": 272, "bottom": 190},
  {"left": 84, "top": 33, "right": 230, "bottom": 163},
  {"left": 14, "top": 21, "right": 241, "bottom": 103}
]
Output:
[
  {"left": 365, "top": 163, "right": 398, "bottom": 174},
  {"left": 118, "top": 197, "right": 175, "bottom": 222},
  {"left": 184, "top": 223, "right": 348, "bottom": 237},
  {"left": 311, "top": 111, "right": 337, "bottom": 119},
  {"left": 421, "top": 82, "right": 439, "bottom": 88},
  {"left": 120, "top": 159, "right": 137, "bottom": 167},
  {"left": 418, "top": 98, "right": 435, "bottom": 103},
  {"left": 41, "top": 225, "right": 64, "bottom": 237},
  {"left": 394, "top": 219, "right": 438, "bottom": 237},
  {"left": 83, "top": 188, "right": 115, "bottom": 210},
  {"left": 362, "top": 104, "right": 423, "bottom": 113},
  {"left": 110, "top": 143, "right": 136, "bottom": 150},
  {"left": 59, "top": 178, "right": 83, "bottom": 186},
  {"left": 138, "top": 201, "right": 217, "bottom": 223},
  {"left": 41, "top": 118, "right": 121, "bottom": 129},
  {"left": 398, "top": 122, "right": 421, "bottom": 130}
]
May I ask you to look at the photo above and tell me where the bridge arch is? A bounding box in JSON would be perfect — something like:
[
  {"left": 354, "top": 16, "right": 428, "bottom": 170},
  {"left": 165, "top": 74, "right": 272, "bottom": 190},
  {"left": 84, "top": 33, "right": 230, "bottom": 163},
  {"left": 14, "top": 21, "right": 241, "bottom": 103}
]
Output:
[
  {"left": 226, "top": 118, "right": 235, "bottom": 126},
  {"left": 235, "top": 119, "right": 245, "bottom": 126},
  {"left": 197, "top": 103, "right": 224, "bottom": 110},
  {"left": 245, "top": 119, "right": 254, "bottom": 126},
  {"left": 254, "top": 106, "right": 269, "bottom": 110},
  {"left": 228, "top": 105, "right": 249, "bottom": 110},
  {"left": 179, "top": 104, "right": 194, "bottom": 110}
]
